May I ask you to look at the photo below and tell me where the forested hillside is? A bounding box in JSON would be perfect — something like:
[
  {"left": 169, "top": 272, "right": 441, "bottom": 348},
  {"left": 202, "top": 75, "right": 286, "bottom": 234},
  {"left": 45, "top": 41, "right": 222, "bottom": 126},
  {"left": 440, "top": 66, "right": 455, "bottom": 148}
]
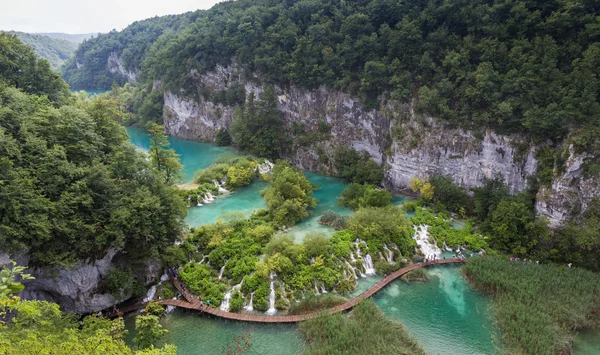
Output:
[
  {"left": 0, "top": 33, "right": 186, "bottom": 266},
  {"left": 6, "top": 31, "right": 78, "bottom": 70},
  {"left": 38, "top": 32, "right": 95, "bottom": 43},
  {"left": 61, "top": 12, "right": 202, "bottom": 90},
  {"left": 63, "top": 0, "right": 600, "bottom": 146}
]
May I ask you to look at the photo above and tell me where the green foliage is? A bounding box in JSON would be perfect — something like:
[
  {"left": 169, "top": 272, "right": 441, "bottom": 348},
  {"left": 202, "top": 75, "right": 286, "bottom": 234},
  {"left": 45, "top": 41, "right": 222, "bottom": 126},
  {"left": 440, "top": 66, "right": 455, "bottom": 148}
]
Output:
[
  {"left": 262, "top": 161, "right": 317, "bottom": 227},
  {"left": 0, "top": 261, "right": 34, "bottom": 298},
  {"left": 0, "top": 293, "right": 175, "bottom": 354},
  {"left": 463, "top": 257, "right": 600, "bottom": 355},
  {"left": 338, "top": 183, "right": 391, "bottom": 210},
  {"left": 103, "top": 269, "right": 140, "bottom": 300},
  {"left": 288, "top": 294, "right": 346, "bottom": 315},
  {"left": 347, "top": 206, "right": 415, "bottom": 257},
  {"left": 9, "top": 31, "right": 78, "bottom": 70},
  {"left": 300, "top": 300, "right": 426, "bottom": 355},
  {"left": 231, "top": 87, "right": 282, "bottom": 158},
  {"left": 144, "top": 302, "right": 166, "bottom": 317},
  {"left": 194, "top": 163, "right": 230, "bottom": 184},
  {"left": 148, "top": 123, "right": 183, "bottom": 184},
  {"left": 410, "top": 207, "right": 487, "bottom": 251},
  {"left": 0, "top": 86, "right": 186, "bottom": 266},
  {"left": 428, "top": 176, "right": 470, "bottom": 215},
  {"left": 134, "top": 313, "right": 168, "bottom": 349},
  {"left": 401, "top": 269, "right": 430, "bottom": 282},
  {"left": 215, "top": 128, "right": 232, "bottom": 146},
  {"left": 333, "top": 147, "right": 383, "bottom": 185},
  {"left": 409, "top": 178, "right": 435, "bottom": 202},
  {"left": 229, "top": 291, "right": 244, "bottom": 313},
  {"left": 178, "top": 263, "right": 225, "bottom": 306},
  {"left": 546, "top": 197, "right": 600, "bottom": 271},
  {"left": 0, "top": 33, "right": 69, "bottom": 105},
  {"left": 318, "top": 211, "right": 348, "bottom": 230}
]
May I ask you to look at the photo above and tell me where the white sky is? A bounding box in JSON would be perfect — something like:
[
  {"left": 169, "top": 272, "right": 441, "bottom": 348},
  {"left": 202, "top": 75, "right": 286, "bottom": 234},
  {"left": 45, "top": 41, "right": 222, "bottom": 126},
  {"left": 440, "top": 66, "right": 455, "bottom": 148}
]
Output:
[{"left": 0, "top": 0, "right": 224, "bottom": 34}]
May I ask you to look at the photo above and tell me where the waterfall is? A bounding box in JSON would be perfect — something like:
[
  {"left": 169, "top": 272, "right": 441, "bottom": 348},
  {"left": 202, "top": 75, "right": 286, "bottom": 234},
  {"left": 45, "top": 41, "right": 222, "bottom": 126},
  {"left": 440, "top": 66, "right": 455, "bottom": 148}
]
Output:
[
  {"left": 160, "top": 271, "right": 169, "bottom": 283},
  {"left": 143, "top": 285, "right": 157, "bottom": 302},
  {"left": 165, "top": 305, "right": 176, "bottom": 313},
  {"left": 196, "top": 194, "right": 203, "bottom": 207},
  {"left": 345, "top": 260, "right": 358, "bottom": 279},
  {"left": 354, "top": 241, "right": 362, "bottom": 257},
  {"left": 413, "top": 225, "right": 442, "bottom": 257},
  {"left": 258, "top": 160, "right": 274, "bottom": 174},
  {"left": 314, "top": 279, "right": 320, "bottom": 295},
  {"left": 220, "top": 291, "right": 231, "bottom": 311},
  {"left": 187, "top": 196, "right": 191, "bottom": 208},
  {"left": 320, "top": 281, "right": 328, "bottom": 294},
  {"left": 383, "top": 245, "right": 394, "bottom": 263},
  {"left": 265, "top": 271, "right": 277, "bottom": 315},
  {"left": 218, "top": 264, "right": 226, "bottom": 280},
  {"left": 197, "top": 255, "right": 207, "bottom": 264},
  {"left": 244, "top": 293, "right": 254, "bottom": 311},
  {"left": 350, "top": 251, "right": 356, "bottom": 263},
  {"left": 378, "top": 251, "right": 386, "bottom": 261},
  {"left": 362, "top": 254, "right": 376, "bottom": 275},
  {"left": 213, "top": 179, "right": 229, "bottom": 193},
  {"left": 309, "top": 257, "right": 315, "bottom": 265}
]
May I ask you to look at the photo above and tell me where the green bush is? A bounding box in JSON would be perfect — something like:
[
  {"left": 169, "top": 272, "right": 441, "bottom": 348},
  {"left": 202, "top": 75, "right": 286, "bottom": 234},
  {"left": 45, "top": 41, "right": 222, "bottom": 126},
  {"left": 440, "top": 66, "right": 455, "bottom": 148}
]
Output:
[
  {"left": 215, "top": 128, "right": 232, "bottom": 146},
  {"left": 333, "top": 147, "right": 383, "bottom": 185},
  {"left": 288, "top": 294, "right": 346, "bottom": 315},
  {"left": 318, "top": 211, "right": 348, "bottom": 230},
  {"left": 338, "top": 183, "right": 391, "bottom": 210},
  {"left": 229, "top": 291, "right": 244, "bottom": 312}
]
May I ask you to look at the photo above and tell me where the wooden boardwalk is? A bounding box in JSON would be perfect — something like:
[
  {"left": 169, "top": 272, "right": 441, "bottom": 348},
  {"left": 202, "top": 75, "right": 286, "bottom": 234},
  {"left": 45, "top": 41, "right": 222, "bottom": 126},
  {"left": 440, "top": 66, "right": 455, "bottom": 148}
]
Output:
[{"left": 121, "top": 258, "right": 465, "bottom": 323}]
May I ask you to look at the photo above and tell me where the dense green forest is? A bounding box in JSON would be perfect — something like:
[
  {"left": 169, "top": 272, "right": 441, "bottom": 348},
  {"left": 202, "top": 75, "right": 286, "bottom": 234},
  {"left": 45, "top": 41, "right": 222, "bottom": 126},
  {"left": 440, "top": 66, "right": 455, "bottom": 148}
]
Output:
[
  {"left": 61, "top": 12, "right": 202, "bottom": 90},
  {"left": 63, "top": 0, "right": 600, "bottom": 147},
  {"left": 6, "top": 31, "right": 78, "bottom": 70},
  {"left": 0, "top": 33, "right": 185, "bottom": 266},
  {"left": 38, "top": 32, "right": 95, "bottom": 44}
]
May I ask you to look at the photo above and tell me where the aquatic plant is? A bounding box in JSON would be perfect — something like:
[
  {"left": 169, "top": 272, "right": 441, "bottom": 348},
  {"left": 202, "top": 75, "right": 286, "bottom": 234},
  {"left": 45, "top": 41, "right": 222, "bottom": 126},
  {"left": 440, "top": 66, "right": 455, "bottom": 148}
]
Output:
[
  {"left": 463, "top": 257, "right": 600, "bottom": 354},
  {"left": 299, "top": 299, "right": 426, "bottom": 355},
  {"left": 288, "top": 294, "right": 346, "bottom": 315}
]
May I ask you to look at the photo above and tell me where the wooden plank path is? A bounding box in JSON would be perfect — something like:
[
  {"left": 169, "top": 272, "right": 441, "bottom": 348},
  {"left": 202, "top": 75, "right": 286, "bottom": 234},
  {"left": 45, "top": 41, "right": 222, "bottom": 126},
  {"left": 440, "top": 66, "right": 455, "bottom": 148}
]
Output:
[{"left": 119, "top": 258, "right": 466, "bottom": 323}]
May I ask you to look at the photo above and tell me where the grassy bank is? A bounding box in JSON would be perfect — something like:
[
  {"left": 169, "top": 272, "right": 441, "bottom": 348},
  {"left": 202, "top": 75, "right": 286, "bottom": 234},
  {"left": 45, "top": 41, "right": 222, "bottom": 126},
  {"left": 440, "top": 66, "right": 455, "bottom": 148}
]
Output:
[
  {"left": 463, "top": 257, "right": 600, "bottom": 354},
  {"left": 299, "top": 300, "right": 426, "bottom": 355}
]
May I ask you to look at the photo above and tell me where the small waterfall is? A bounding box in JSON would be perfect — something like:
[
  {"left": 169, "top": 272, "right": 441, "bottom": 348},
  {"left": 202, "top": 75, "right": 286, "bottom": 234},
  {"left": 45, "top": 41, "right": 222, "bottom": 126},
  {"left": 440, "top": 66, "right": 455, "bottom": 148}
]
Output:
[
  {"left": 354, "top": 241, "right": 362, "bottom": 257},
  {"left": 413, "top": 225, "right": 442, "bottom": 257},
  {"left": 143, "top": 285, "right": 157, "bottom": 302},
  {"left": 213, "top": 179, "right": 229, "bottom": 193},
  {"left": 220, "top": 291, "right": 232, "bottom": 311},
  {"left": 197, "top": 255, "right": 207, "bottom": 264},
  {"left": 309, "top": 257, "right": 315, "bottom": 265},
  {"left": 265, "top": 271, "right": 277, "bottom": 315},
  {"left": 378, "top": 251, "right": 386, "bottom": 261},
  {"left": 196, "top": 194, "right": 203, "bottom": 207},
  {"left": 160, "top": 271, "right": 169, "bottom": 283},
  {"left": 383, "top": 245, "right": 394, "bottom": 263},
  {"left": 218, "top": 263, "right": 226, "bottom": 280},
  {"left": 345, "top": 260, "right": 358, "bottom": 280},
  {"left": 244, "top": 293, "right": 254, "bottom": 311},
  {"left": 314, "top": 279, "right": 320, "bottom": 295},
  {"left": 350, "top": 251, "right": 356, "bottom": 263},
  {"left": 362, "top": 254, "right": 376, "bottom": 275},
  {"left": 187, "top": 196, "right": 191, "bottom": 208},
  {"left": 165, "top": 305, "right": 176, "bottom": 313},
  {"left": 258, "top": 160, "right": 274, "bottom": 174},
  {"left": 320, "top": 281, "right": 328, "bottom": 294}
]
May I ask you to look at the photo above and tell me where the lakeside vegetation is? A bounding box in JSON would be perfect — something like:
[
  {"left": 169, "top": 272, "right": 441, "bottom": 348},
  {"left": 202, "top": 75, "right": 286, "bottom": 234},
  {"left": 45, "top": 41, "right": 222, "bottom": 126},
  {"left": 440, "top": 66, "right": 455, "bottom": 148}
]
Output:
[
  {"left": 463, "top": 257, "right": 600, "bottom": 354},
  {"left": 299, "top": 300, "right": 426, "bottom": 355},
  {"left": 288, "top": 294, "right": 347, "bottom": 315}
]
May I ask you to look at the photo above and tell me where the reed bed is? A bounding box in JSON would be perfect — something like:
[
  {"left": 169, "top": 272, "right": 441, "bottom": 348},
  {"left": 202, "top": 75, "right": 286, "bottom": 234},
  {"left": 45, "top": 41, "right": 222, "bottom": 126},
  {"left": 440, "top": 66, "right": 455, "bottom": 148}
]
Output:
[
  {"left": 299, "top": 300, "right": 426, "bottom": 355},
  {"left": 463, "top": 257, "right": 600, "bottom": 354},
  {"left": 288, "top": 294, "right": 347, "bottom": 315}
]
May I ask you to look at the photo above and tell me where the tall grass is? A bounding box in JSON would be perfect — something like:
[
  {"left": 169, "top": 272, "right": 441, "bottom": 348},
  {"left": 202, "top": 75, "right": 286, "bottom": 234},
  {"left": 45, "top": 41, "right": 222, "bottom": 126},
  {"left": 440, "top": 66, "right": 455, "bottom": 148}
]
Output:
[
  {"left": 299, "top": 300, "right": 426, "bottom": 355},
  {"left": 463, "top": 257, "right": 600, "bottom": 354},
  {"left": 288, "top": 294, "right": 347, "bottom": 315}
]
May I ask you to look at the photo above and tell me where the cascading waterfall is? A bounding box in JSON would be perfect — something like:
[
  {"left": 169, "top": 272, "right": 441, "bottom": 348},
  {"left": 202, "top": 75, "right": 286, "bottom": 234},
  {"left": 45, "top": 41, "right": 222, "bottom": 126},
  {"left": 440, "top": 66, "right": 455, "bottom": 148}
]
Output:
[
  {"left": 265, "top": 271, "right": 277, "bottom": 315},
  {"left": 383, "top": 245, "right": 394, "bottom": 263},
  {"left": 354, "top": 241, "right": 362, "bottom": 257},
  {"left": 165, "top": 305, "right": 176, "bottom": 313},
  {"left": 350, "top": 251, "right": 356, "bottom": 263},
  {"left": 321, "top": 281, "right": 328, "bottom": 294},
  {"left": 143, "top": 285, "right": 157, "bottom": 302},
  {"left": 345, "top": 260, "right": 358, "bottom": 279},
  {"left": 314, "top": 279, "right": 320, "bottom": 295},
  {"left": 362, "top": 254, "right": 376, "bottom": 275},
  {"left": 244, "top": 293, "right": 254, "bottom": 311},
  {"left": 378, "top": 251, "right": 386, "bottom": 261},
  {"left": 213, "top": 179, "right": 229, "bottom": 193},
  {"left": 220, "top": 292, "right": 232, "bottom": 311},
  {"left": 257, "top": 160, "right": 274, "bottom": 174},
  {"left": 218, "top": 261, "right": 228, "bottom": 280},
  {"left": 196, "top": 194, "right": 203, "bottom": 207},
  {"left": 413, "top": 225, "right": 442, "bottom": 258},
  {"left": 187, "top": 196, "right": 191, "bottom": 208}
]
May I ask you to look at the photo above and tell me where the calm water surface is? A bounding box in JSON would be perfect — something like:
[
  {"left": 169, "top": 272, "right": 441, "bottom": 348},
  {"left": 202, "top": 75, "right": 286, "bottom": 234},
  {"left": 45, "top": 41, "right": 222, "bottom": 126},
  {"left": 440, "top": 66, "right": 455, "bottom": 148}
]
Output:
[{"left": 125, "top": 128, "right": 504, "bottom": 355}]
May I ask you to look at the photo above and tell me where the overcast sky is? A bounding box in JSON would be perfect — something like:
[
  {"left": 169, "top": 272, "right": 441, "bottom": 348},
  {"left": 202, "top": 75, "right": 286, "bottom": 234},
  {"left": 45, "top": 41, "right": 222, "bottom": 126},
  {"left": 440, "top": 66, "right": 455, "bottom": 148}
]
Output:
[{"left": 1, "top": 0, "right": 223, "bottom": 34}]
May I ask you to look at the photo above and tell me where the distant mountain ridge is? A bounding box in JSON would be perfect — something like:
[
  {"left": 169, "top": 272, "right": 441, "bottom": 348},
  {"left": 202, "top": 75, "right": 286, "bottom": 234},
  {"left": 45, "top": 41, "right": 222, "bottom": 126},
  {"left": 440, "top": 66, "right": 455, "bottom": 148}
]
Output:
[
  {"left": 4, "top": 31, "right": 82, "bottom": 70},
  {"left": 37, "top": 32, "right": 97, "bottom": 44}
]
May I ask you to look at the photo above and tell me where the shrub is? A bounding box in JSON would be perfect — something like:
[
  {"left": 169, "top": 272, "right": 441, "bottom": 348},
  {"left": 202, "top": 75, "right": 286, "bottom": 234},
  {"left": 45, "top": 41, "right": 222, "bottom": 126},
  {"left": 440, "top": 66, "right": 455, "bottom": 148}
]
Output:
[
  {"left": 215, "top": 128, "right": 232, "bottom": 146},
  {"left": 288, "top": 294, "right": 347, "bottom": 315},
  {"left": 229, "top": 291, "right": 244, "bottom": 312},
  {"left": 338, "top": 183, "right": 391, "bottom": 210},
  {"left": 318, "top": 211, "right": 348, "bottom": 230}
]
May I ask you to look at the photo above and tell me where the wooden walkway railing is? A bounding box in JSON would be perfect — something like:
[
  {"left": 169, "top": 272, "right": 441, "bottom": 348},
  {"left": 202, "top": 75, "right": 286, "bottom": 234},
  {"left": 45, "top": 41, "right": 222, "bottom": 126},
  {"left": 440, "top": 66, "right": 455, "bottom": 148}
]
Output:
[{"left": 117, "top": 258, "right": 466, "bottom": 323}]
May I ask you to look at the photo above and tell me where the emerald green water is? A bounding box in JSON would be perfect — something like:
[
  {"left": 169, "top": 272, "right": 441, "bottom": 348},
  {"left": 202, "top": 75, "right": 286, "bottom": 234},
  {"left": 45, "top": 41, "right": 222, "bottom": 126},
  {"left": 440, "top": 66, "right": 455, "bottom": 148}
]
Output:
[
  {"left": 125, "top": 128, "right": 503, "bottom": 354},
  {"left": 126, "top": 127, "right": 234, "bottom": 183}
]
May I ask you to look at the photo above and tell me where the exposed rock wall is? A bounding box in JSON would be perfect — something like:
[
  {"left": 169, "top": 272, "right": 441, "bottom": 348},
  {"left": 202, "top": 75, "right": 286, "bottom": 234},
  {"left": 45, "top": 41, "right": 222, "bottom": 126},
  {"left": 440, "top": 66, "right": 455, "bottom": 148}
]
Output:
[
  {"left": 535, "top": 145, "right": 600, "bottom": 227},
  {"left": 162, "top": 63, "right": 598, "bottom": 224},
  {"left": 107, "top": 52, "right": 138, "bottom": 83},
  {"left": 0, "top": 249, "right": 162, "bottom": 314}
]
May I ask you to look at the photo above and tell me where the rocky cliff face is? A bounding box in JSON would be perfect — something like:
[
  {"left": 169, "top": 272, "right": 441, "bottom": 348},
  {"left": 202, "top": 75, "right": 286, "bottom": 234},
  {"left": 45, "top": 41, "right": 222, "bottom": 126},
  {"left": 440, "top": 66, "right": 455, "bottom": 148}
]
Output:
[
  {"left": 107, "top": 52, "right": 138, "bottom": 83},
  {"left": 0, "top": 249, "right": 161, "bottom": 314},
  {"left": 162, "top": 63, "right": 597, "bottom": 225}
]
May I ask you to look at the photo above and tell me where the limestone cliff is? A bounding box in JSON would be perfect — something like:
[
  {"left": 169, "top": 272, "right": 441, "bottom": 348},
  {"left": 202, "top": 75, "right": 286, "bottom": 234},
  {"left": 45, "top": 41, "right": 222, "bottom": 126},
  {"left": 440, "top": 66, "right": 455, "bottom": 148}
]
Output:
[
  {"left": 0, "top": 249, "right": 161, "bottom": 314},
  {"left": 161, "top": 63, "right": 598, "bottom": 225},
  {"left": 107, "top": 52, "right": 138, "bottom": 83}
]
